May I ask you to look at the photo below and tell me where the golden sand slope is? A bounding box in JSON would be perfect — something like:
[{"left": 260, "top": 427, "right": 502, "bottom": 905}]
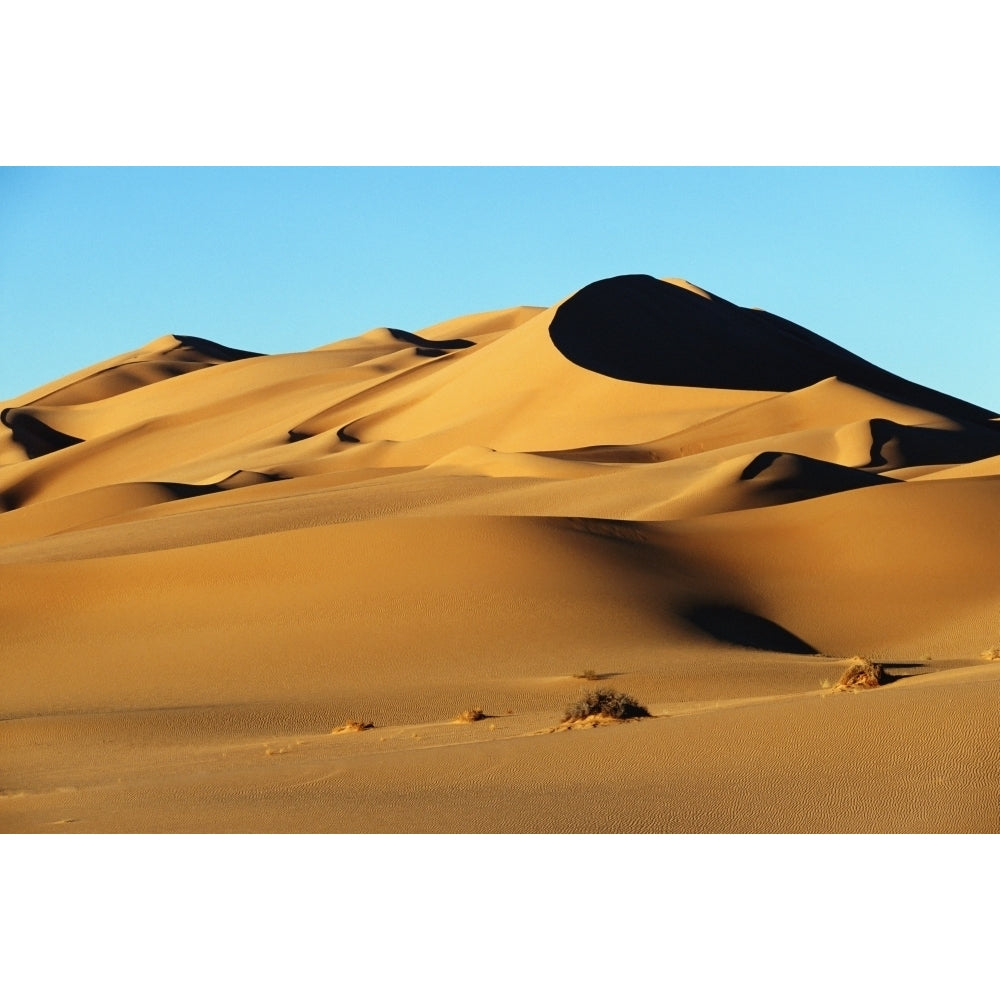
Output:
[{"left": 3, "top": 275, "right": 999, "bottom": 833}]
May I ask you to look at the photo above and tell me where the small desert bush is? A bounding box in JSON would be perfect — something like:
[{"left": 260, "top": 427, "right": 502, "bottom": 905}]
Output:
[
  {"left": 331, "top": 719, "right": 374, "bottom": 734},
  {"left": 981, "top": 648, "right": 1000, "bottom": 661},
  {"left": 455, "top": 707, "right": 486, "bottom": 723},
  {"left": 835, "top": 656, "right": 882, "bottom": 690},
  {"left": 561, "top": 687, "right": 650, "bottom": 722},
  {"left": 573, "top": 669, "right": 600, "bottom": 681}
]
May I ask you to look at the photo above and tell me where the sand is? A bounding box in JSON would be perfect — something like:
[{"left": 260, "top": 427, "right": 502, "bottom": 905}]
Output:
[{"left": 3, "top": 274, "right": 999, "bottom": 833}]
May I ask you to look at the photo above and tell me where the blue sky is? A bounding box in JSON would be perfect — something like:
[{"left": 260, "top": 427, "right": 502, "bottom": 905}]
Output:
[{"left": 2, "top": 167, "right": 997, "bottom": 410}]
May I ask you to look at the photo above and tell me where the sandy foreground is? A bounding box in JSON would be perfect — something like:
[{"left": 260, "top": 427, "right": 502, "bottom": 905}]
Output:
[{"left": 3, "top": 274, "right": 999, "bottom": 833}]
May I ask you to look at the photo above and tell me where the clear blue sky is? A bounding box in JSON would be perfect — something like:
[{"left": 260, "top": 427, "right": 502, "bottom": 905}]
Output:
[{"left": 2, "top": 167, "right": 997, "bottom": 410}]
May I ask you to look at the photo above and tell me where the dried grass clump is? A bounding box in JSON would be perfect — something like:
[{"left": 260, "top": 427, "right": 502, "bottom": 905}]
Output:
[
  {"left": 331, "top": 719, "right": 374, "bottom": 734},
  {"left": 834, "top": 656, "right": 882, "bottom": 691},
  {"left": 573, "top": 669, "right": 601, "bottom": 681},
  {"left": 981, "top": 648, "right": 1000, "bottom": 661},
  {"left": 455, "top": 707, "right": 486, "bottom": 723},
  {"left": 561, "top": 687, "right": 650, "bottom": 723}
]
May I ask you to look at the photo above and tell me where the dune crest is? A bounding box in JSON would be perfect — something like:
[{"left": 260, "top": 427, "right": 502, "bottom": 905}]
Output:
[{"left": 3, "top": 274, "right": 999, "bottom": 834}]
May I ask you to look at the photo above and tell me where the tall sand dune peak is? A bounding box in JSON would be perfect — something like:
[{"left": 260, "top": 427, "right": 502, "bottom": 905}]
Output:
[{"left": 549, "top": 274, "right": 997, "bottom": 423}]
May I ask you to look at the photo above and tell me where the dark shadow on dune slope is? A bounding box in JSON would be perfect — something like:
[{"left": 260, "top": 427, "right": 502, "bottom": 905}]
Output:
[
  {"left": 865, "top": 418, "right": 1000, "bottom": 470},
  {"left": 549, "top": 275, "right": 998, "bottom": 425},
  {"left": 740, "top": 451, "right": 896, "bottom": 499},
  {"left": 1, "top": 408, "right": 83, "bottom": 459},
  {"left": 684, "top": 603, "right": 818, "bottom": 654},
  {"left": 169, "top": 335, "right": 263, "bottom": 362},
  {"left": 388, "top": 328, "right": 475, "bottom": 352},
  {"left": 0, "top": 479, "right": 220, "bottom": 514},
  {"left": 159, "top": 482, "right": 221, "bottom": 501},
  {"left": 532, "top": 443, "right": 662, "bottom": 464}
]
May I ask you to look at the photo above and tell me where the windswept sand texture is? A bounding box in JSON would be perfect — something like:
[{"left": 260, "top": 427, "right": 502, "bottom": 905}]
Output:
[{"left": 3, "top": 274, "right": 999, "bottom": 833}]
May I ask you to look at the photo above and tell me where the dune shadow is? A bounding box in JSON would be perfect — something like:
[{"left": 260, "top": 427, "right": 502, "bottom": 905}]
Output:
[
  {"left": 684, "top": 603, "right": 817, "bottom": 654},
  {"left": 162, "top": 482, "right": 220, "bottom": 501},
  {"left": 2, "top": 408, "right": 83, "bottom": 459},
  {"left": 867, "top": 418, "right": 1000, "bottom": 469},
  {"left": 388, "top": 328, "right": 474, "bottom": 352},
  {"left": 171, "top": 335, "right": 263, "bottom": 362}
]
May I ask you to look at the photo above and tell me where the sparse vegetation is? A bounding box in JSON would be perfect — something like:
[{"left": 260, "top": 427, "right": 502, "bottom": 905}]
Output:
[
  {"left": 455, "top": 707, "right": 486, "bottom": 723},
  {"left": 981, "top": 648, "right": 1000, "bottom": 661},
  {"left": 561, "top": 687, "right": 650, "bottom": 722},
  {"left": 573, "top": 669, "right": 600, "bottom": 681},
  {"left": 834, "top": 656, "right": 882, "bottom": 691},
  {"left": 331, "top": 719, "right": 374, "bottom": 734}
]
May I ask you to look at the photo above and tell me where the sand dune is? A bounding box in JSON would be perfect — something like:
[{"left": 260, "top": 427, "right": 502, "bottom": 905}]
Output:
[{"left": 3, "top": 274, "right": 999, "bottom": 833}]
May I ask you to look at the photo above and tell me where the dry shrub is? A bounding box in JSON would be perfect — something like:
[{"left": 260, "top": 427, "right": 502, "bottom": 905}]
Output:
[
  {"left": 834, "top": 656, "right": 882, "bottom": 691},
  {"left": 455, "top": 707, "right": 486, "bottom": 723},
  {"left": 561, "top": 687, "right": 650, "bottom": 723},
  {"left": 981, "top": 648, "right": 1000, "bottom": 661},
  {"left": 573, "top": 669, "right": 600, "bottom": 681},
  {"left": 331, "top": 719, "right": 374, "bottom": 734}
]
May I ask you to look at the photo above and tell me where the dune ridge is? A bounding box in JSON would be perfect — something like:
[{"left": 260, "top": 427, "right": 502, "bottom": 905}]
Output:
[{"left": 3, "top": 274, "right": 999, "bottom": 833}]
